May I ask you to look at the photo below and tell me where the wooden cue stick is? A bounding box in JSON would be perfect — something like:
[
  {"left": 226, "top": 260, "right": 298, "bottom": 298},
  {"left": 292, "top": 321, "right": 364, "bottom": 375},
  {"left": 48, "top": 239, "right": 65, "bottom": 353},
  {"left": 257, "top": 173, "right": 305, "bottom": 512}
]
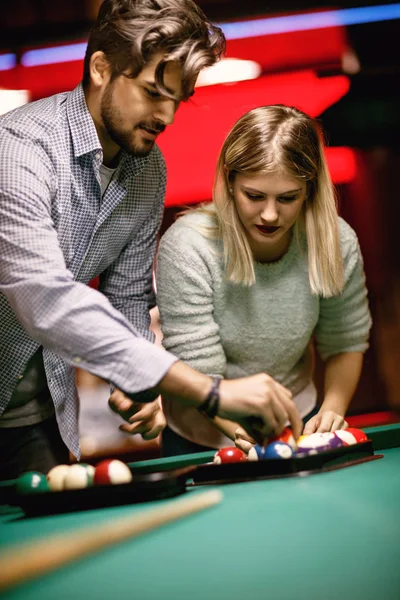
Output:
[{"left": 0, "top": 489, "right": 222, "bottom": 593}]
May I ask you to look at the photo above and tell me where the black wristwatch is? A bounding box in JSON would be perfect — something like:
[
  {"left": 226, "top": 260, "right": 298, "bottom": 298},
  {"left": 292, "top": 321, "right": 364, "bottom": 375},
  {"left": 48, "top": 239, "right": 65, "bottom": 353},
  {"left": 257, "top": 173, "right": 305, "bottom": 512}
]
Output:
[{"left": 197, "top": 376, "right": 221, "bottom": 419}]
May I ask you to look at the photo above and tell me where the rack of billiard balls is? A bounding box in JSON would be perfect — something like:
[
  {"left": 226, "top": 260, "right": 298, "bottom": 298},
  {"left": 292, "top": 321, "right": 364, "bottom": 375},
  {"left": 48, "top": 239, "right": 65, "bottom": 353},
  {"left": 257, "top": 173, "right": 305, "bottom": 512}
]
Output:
[
  {"left": 16, "top": 459, "right": 133, "bottom": 494},
  {"left": 213, "top": 427, "right": 369, "bottom": 464}
]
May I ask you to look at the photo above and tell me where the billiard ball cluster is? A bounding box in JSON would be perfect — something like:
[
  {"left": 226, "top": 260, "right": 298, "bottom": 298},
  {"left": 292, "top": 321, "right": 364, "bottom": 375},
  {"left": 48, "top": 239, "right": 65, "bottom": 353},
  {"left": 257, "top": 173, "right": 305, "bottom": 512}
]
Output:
[
  {"left": 213, "top": 427, "right": 368, "bottom": 464},
  {"left": 16, "top": 459, "right": 133, "bottom": 494}
]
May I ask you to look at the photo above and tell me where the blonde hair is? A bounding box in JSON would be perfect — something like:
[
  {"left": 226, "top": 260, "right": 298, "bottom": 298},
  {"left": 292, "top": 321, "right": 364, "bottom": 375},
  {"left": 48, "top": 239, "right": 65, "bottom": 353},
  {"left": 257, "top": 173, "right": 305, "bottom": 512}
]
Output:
[{"left": 194, "top": 105, "right": 344, "bottom": 297}]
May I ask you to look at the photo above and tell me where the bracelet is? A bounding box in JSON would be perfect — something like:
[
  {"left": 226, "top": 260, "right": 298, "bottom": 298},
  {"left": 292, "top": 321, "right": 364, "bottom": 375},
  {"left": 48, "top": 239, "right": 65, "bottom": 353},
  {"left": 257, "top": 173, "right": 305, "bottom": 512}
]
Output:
[{"left": 198, "top": 377, "right": 221, "bottom": 419}]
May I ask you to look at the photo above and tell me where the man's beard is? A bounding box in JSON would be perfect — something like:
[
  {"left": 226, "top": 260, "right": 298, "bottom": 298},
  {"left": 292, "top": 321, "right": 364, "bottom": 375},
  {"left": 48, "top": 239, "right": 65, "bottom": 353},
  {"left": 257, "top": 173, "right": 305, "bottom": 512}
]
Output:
[{"left": 100, "top": 84, "right": 165, "bottom": 157}]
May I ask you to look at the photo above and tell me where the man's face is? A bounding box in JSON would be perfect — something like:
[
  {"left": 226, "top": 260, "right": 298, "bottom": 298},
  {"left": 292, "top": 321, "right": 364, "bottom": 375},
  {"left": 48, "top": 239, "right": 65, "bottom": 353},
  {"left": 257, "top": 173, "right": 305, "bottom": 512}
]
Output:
[{"left": 100, "top": 53, "right": 189, "bottom": 158}]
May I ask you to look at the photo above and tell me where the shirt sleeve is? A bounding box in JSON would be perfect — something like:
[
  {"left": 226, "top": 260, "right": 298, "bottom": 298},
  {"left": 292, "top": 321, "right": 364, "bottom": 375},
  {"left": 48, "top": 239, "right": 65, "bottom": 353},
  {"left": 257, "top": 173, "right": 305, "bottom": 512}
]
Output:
[
  {"left": 98, "top": 162, "right": 165, "bottom": 343},
  {"left": 314, "top": 220, "right": 372, "bottom": 361},
  {"left": 0, "top": 128, "right": 177, "bottom": 397},
  {"left": 156, "top": 218, "right": 227, "bottom": 377}
]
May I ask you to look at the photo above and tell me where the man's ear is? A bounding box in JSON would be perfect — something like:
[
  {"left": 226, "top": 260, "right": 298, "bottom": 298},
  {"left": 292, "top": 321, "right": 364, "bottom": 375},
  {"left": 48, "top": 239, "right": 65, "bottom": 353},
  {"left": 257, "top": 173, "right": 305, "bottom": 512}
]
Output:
[{"left": 89, "top": 51, "right": 110, "bottom": 88}]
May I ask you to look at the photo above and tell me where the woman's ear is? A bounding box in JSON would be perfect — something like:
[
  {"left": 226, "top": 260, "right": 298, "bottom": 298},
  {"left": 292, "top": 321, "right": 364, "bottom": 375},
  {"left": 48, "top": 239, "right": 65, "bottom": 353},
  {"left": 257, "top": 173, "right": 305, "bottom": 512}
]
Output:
[{"left": 224, "top": 165, "right": 234, "bottom": 191}]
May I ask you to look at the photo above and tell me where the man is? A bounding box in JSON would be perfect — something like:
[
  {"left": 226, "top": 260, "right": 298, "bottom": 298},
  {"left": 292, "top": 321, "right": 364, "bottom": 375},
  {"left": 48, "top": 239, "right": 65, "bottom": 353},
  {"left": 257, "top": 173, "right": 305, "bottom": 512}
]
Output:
[{"left": 0, "top": 0, "right": 301, "bottom": 480}]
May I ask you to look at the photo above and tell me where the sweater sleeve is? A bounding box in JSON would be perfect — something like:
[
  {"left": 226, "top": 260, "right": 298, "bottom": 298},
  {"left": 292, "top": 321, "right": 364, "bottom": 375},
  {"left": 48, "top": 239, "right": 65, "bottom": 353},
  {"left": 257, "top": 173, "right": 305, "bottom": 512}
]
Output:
[
  {"left": 314, "top": 219, "right": 372, "bottom": 361},
  {"left": 156, "top": 217, "right": 227, "bottom": 377}
]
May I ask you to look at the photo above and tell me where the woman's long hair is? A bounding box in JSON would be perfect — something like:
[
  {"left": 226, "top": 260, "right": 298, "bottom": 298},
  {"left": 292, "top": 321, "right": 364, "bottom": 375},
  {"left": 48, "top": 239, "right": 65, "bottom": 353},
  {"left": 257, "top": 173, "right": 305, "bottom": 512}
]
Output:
[{"left": 196, "top": 105, "right": 343, "bottom": 297}]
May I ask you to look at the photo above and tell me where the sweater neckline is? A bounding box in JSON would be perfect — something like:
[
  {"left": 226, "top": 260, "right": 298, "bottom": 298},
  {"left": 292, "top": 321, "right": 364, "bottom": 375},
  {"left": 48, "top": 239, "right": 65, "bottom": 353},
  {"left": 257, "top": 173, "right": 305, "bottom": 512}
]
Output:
[{"left": 254, "top": 230, "right": 300, "bottom": 271}]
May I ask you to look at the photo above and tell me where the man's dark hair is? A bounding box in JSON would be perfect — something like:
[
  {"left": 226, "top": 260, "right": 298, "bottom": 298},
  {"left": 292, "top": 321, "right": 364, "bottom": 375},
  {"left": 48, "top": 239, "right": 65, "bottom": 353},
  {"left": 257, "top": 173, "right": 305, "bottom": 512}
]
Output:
[{"left": 83, "top": 0, "right": 225, "bottom": 99}]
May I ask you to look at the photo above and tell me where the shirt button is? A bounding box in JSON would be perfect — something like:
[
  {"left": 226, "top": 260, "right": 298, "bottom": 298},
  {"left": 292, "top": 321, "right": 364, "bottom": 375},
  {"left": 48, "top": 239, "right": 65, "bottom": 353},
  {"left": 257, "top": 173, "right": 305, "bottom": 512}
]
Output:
[
  {"left": 95, "top": 152, "right": 101, "bottom": 160},
  {"left": 17, "top": 375, "right": 24, "bottom": 380},
  {"left": 74, "top": 357, "right": 82, "bottom": 363}
]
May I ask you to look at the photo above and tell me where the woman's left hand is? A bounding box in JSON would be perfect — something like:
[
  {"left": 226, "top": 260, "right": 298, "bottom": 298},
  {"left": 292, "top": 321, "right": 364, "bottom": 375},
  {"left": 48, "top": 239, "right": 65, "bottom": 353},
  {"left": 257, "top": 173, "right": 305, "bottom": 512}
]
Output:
[{"left": 303, "top": 410, "right": 348, "bottom": 435}]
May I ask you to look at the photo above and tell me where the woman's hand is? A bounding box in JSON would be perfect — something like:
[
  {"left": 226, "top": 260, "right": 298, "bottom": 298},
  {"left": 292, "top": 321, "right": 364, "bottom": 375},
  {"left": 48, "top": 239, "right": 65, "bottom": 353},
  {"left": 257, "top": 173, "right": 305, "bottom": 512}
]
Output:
[
  {"left": 108, "top": 389, "right": 166, "bottom": 440},
  {"left": 233, "top": 426, "right": 257, "bottom": 453},
  {"left": 303, "top": 410, "right": 348, "bottom": 435}
]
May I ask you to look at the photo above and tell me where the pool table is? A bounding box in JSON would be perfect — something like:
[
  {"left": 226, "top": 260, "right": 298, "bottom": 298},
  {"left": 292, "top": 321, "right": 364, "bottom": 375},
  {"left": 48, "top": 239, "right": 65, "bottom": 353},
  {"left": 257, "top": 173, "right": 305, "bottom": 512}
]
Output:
[{"left": 1, "top": 423, "right": 400, "bottom": 600}]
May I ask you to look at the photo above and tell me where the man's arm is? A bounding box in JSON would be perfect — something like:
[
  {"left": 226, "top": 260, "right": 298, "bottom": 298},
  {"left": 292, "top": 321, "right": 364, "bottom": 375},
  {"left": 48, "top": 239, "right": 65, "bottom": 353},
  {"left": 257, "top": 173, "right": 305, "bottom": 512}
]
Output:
[
  {"left": 0, "top": 130, "right": 176, "bottom": 397},
  {"left": 111, "top": 360, "right": 302, "bottom": 441},
  {"left": 0, "top": 131, "right": 302, "bottom": 441}
]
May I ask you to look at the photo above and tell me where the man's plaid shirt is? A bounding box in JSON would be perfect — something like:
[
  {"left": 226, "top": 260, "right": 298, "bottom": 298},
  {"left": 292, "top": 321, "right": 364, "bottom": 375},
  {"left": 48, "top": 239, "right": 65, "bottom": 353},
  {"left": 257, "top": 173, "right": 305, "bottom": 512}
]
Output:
[{"left": 0, "top": 84, "right": 176, "bottom": 458}]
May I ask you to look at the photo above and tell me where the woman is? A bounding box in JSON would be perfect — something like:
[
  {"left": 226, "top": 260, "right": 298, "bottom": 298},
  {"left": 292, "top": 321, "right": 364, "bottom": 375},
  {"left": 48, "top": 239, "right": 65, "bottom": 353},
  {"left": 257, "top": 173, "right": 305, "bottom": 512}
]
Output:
[{"left": 156, "top": 105, "right": 372, "bottom": 456}]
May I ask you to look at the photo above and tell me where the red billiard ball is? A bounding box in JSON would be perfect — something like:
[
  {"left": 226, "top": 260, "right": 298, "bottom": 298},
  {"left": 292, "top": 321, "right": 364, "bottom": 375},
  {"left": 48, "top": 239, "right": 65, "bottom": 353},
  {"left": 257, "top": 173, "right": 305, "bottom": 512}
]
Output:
[
  {"left": 94, "top": 459, "right": 133, "bottom": 485},
  {"left": 345, "top": 428, "right": 368, "bottom": 443},
  {"left": 270, "top": 427, "right": 297, "bottom": 450},
  {"left": 213, "top": 447, "right": 247, "bottom": 464}
]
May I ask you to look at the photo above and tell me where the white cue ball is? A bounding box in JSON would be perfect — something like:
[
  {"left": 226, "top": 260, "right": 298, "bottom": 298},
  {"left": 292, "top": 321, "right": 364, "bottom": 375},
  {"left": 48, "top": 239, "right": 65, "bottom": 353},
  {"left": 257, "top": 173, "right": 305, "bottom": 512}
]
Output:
[
  {"left": 46, "top": 464, "right": 70, "bottom": 491},
  {"left": 108, "top": 460, "right": 133, "bottom": 484}
]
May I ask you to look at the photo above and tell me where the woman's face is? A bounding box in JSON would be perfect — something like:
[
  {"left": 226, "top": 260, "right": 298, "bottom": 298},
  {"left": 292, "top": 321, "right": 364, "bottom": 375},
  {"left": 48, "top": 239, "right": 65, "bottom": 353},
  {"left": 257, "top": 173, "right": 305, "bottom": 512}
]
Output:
[{"left": 232, "top": 171, "right": 307, "bottom": 262}]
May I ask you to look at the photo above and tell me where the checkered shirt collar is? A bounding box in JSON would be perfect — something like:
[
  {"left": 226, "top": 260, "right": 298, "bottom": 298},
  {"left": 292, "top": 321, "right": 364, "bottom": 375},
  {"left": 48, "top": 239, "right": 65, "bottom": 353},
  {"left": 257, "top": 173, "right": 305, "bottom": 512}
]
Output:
[{"left": 66, "top": 83, "right": 150, "bottom": 178}]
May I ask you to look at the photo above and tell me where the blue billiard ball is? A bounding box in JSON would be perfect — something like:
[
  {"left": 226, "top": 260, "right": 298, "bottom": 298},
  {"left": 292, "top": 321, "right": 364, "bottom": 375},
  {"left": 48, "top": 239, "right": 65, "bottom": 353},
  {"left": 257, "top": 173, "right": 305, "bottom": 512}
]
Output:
[
  {"left": 247, "top": 444, "right": 265, "bottom": 461},
  {"left": 248, "top": 442, "right": 294, "bottom": 460},
  {"left": 263, "top": 441, "right": 294, "bottom": 459}
]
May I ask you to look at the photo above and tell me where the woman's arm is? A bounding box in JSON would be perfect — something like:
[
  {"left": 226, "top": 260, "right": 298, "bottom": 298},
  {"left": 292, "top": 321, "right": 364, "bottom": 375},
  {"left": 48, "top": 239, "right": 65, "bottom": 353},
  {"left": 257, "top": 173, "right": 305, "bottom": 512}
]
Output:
[
  {"left": 304, "top": 351, "right": 363, "bottom": 434},
  {"left": 309, "top": 221, "right": 371, "bottom": 435}
]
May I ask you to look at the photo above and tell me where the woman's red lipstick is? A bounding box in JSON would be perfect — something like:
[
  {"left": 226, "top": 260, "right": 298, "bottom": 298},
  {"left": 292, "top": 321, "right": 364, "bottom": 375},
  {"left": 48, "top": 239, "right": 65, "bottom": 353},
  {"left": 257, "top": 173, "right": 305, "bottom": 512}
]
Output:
[{"left": 255, "top": 225, "right": 280, "bottom": 234}]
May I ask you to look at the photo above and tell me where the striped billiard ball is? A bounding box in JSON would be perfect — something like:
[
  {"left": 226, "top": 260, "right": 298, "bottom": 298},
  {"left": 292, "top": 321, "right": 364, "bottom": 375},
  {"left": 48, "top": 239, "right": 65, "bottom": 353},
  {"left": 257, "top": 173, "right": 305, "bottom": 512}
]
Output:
[
  {"left": 248, "top": 441, "right": 294, "bottom": 460},
  {"left": 248, "top": 444, "right": 265, "bottom": 461},
  {"left": 263, "top": 441, "right": 294, "bottom": 459},
  {"left": 345, "top": 428, "right": 368, "bottom": 443},
  {"left": 297, "top": 432, "right": 336, "bottom": 455},
  {"left": 270, "top": 427, "right": 297, "bottom": 450},
  {"left": 63, "top": 464, "right": 95, "bottom": 490},
  {"left": 94, "top": 459, "right": 133, "bottom": 485}
]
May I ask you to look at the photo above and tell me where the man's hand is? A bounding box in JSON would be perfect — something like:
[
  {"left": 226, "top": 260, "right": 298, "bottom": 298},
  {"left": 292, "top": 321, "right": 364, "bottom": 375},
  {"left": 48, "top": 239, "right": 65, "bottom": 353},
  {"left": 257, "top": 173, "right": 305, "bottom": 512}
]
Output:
[
  {"left": 218, "top": 373, "right": 303, "bottom": 442},
  {"left": 303, "top": 410, "right": 348, "bottom": 435},
  {"left": 108, "top": 389, "right": 166, "bottom": 440}
]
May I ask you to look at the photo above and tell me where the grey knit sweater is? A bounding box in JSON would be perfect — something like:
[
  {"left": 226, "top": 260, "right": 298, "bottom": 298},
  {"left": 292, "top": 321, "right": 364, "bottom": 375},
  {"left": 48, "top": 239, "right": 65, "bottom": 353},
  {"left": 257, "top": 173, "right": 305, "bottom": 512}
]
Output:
[{"left": 156, "top": 210, "right": 371, "bottom": 447}]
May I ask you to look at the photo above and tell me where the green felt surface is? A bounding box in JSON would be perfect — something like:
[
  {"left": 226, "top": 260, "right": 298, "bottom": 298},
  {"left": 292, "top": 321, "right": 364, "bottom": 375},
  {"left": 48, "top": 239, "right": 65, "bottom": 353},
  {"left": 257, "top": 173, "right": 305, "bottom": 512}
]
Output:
[
  {"left": 129, "top": 450, "right": 215, "bottom": 473},
  {"left": 1, "top": 424, "right": 400, "bottom": 600}
]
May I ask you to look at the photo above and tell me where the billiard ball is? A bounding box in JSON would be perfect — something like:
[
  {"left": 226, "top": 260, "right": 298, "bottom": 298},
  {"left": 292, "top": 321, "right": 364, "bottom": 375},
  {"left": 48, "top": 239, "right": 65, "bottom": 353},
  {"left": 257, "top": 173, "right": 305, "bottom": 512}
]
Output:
[
  {"left": 63, "top": 464, "right": 95, "bottom": 490},
  {"left": 93, "top": 459, "right": 133, "bottom": 485},
  {"left": 270, "top": 427, "right": 297, "bottom": 450},
  {"left": 213, "top": 447, "right": 247, "bottom": 464},
  {"left": 47, "top": 464, "right": 70, "bottom": 491},
  {"left": 81, "top": 463, "right": 95, "bottom": 484},
  {"left": 247, "top": 444, "right": 265, "bottom": 461},
  {"left": 16, "top": 472, "right": 49, "bottom": 494},
  {"left": 345, "top": 428, "right": 368, "bottom": 443},
  {"left": 296, "top": 432, "right": 334, "bottom": 455},
  {"left": 327, "top": 433, "right": 345, "bottom": 450},
  {"left": 334, "top": 429, "right": 357, "bottom": 445},
  {"left": 248, "top": 441, "right": 294, "bottom": 460},
  {"left": 297, "top": 435, "right": 309, "bottom": 444},
  {"left": 263, "top": 441, "right": 294, "bottom": 459}
]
